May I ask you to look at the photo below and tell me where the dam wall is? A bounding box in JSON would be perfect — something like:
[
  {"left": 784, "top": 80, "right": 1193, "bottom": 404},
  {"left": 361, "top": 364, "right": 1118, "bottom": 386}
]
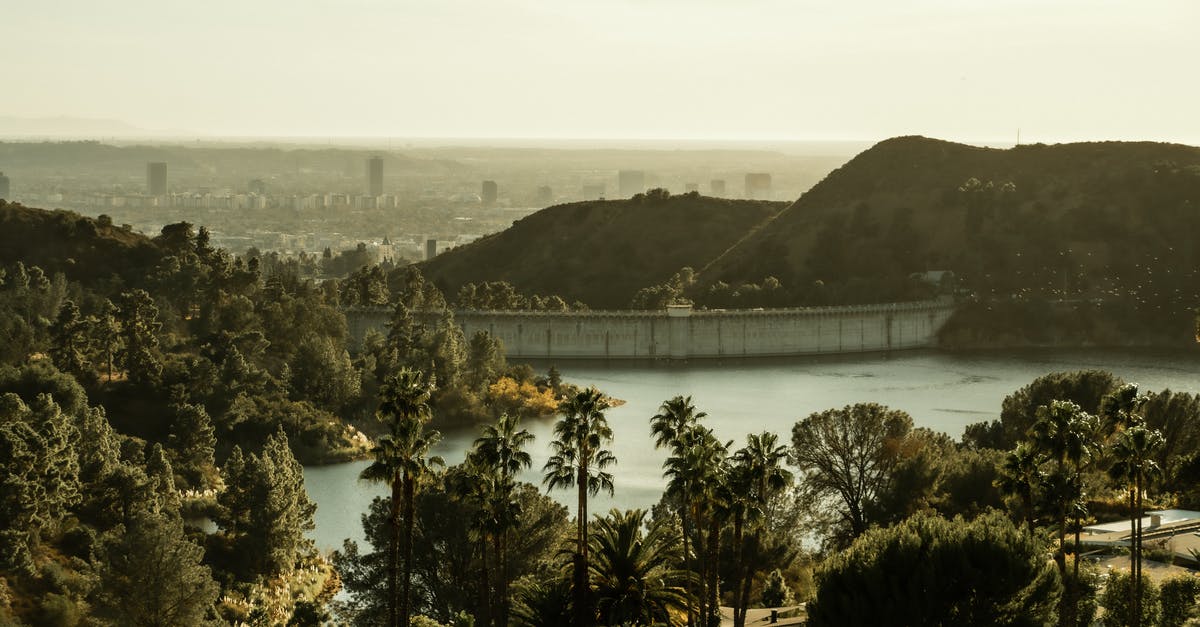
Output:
[{"left": 345, "top": 298, "right": 956, "bottom": 360}]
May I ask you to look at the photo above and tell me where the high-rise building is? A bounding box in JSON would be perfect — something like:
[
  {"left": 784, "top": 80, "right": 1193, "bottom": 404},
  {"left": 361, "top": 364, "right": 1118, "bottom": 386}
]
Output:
[
  {"left": 536, "top": 185, "right": 553, "bottom": 205},
  {"left": 426, "top": 238, "right": 438, "bottom": 260},
  {"left": 367, "top": 156, "right": 384, "bottom": 196},
  {"left": 147, "top": 162, "right": 167, "bottom": 196},
  {"left": 710, "top": 179, "right": 726, "bottom": 197},
  {"left": 744, "top": 173, "right": 772, "bottom": 199},
  {"left": 582, "top": 184, "right": 606, "bottom": 200},
  {"left": 481, "top": 180, "right": 498, "bottom": 205},
  {"left": 618, "top": 170, "right": 645, "bottom": 198},
  {"left": 0, "top": 172, "right": 9, "bottom": 200}
]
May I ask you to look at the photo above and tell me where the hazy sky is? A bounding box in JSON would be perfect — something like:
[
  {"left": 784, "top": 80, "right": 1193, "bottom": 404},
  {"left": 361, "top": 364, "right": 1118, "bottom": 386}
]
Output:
[{"left": 5, "top": 0, "right": 1199, "bottom": 144}]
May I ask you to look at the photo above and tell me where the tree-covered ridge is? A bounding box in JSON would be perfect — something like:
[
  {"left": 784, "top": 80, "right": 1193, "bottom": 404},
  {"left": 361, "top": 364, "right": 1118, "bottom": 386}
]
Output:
[
  {"left": 418, "top": 191, "right": 786, "bottom": 309},
  {"left": 0, "top": 202, "right": 165, "bottom": 285},
  {"left": 700, "top": 137, "right": 1200, "bottom": 343},
  {"left": 0, "top": 203, "right": 564, "bottom": 624},
  {"left": 0, "top": 362, "right": 327, "bottom": 625},
  {"left": 0, "top": 203, "right": 561, "bottom": 463}
]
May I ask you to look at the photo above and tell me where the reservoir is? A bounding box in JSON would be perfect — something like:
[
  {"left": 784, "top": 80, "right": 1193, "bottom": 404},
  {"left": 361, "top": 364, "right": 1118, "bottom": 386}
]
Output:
[{"left": 303, "top": 348, "right": 1200, "bottom": 554}]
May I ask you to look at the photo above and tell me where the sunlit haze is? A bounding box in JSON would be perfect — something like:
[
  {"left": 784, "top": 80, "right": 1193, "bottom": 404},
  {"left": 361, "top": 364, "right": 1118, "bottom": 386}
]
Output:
[{"left": 5, "top": 0, "right": 1199, "bottom": 144}]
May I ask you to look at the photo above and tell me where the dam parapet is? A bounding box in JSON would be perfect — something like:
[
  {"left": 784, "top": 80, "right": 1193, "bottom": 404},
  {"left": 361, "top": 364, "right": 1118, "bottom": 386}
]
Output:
[{"left": 345, "top": 298, "right": 956, "bottom": 360}]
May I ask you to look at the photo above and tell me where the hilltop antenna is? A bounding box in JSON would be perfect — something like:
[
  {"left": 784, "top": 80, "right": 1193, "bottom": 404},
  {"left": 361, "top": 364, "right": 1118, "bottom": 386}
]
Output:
[{"left": 1016, "top": 128, "right": 1021, "bottom": 147}]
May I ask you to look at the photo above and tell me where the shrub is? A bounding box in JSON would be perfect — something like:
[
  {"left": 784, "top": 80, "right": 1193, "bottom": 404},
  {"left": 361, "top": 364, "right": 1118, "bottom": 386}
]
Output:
[
  {"left": 1160, "top": 574, "right": 1200, "bottom": 627},
  {"left": 1100, "top": 569, "right": 1160, "bottom": 627}
]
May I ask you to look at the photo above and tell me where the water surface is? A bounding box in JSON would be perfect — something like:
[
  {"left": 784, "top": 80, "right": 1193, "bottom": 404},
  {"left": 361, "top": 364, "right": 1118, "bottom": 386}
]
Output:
[{"left": 304, "top": 348, "right": 1200, "bottom": 552}]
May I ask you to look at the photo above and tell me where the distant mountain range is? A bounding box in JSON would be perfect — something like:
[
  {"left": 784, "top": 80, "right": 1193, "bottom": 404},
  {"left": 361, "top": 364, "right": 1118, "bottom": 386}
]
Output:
[{"left": 0, "top": 115, "right": 188, "bottom": 138}]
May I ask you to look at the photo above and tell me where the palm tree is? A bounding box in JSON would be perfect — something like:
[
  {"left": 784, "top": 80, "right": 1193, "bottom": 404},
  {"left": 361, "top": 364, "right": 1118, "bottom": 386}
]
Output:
[
  {"left": 728, "top": 432, "right": 792, "bottom": 627},
  {"left": 462, "top": 463, "right": 498, "bottom": 627},
  {"left": 511, "top": 577, "right": 574, "bottom": 627},
  {"left": 651, "top": 396, "right": 706, "bottom": 627},
  {"left": 1029, "top": 400, "right": 1095, "bottom": 568},
  {"left": 1108, "top": 424, "right": 1165, "bottom": 627},
  {"left": 996, "top": 443, "right": 1043, "bottom": 537},
  {"left": 652, "top": 396, "right": 707, "bottom": 451},
  {"left": 663, "top": 425, "right": 728, "bottom": 627},
  {"left": 1029, "top": 399, "right": 1097, "bottom": 627},
  {"left": 544, "top": 387, "right": 616, "bottom": 627},
  {"left": 470, "top": 413, "right": 535, "bottom": 626},
  {"left": 360, "top": 369, "right": 444, "bottom": 627},
  {"left": 589, "top": 509, "right": 694, "bottom": 626}
]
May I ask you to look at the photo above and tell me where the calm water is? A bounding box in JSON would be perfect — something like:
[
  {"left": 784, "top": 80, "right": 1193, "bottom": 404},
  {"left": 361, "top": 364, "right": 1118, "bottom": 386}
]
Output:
[{"left": 303, "top": 348, "right": 1200, "bottom": 553}]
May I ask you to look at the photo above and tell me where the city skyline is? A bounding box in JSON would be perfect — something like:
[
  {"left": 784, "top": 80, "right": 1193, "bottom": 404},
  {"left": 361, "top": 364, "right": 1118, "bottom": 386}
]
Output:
[{"left": 3, "top": 1, "right": 1198, "bottom": 146}]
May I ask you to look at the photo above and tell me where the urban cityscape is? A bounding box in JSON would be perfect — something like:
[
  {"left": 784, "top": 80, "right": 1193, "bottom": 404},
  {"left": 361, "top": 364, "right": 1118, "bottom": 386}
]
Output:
[{"left": 0, "top": 140, "right": 846, "bottom": 268}]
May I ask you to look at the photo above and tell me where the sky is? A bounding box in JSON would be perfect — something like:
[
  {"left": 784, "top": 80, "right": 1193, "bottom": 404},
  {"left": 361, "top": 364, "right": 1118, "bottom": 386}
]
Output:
[{"left": 4, "top": 0, "right": 1199, "bottom": 145}]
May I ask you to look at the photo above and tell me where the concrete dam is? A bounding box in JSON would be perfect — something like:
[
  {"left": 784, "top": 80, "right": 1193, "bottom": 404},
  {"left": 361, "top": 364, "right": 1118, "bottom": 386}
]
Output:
[{"left": 345, "top": 298, "right": 957, "bottom": 360}]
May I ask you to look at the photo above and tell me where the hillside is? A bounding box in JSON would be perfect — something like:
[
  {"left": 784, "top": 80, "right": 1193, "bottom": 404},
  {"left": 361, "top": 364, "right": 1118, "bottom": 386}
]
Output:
[
  {"left": 419, "top": 192, "right": 786, "bottom": 308},
  {"left": 695, "top": 136, "right": 1200, "bottom": 343},
  {"left": 0, "top": 200, "right": 165, "bottom": 284}
]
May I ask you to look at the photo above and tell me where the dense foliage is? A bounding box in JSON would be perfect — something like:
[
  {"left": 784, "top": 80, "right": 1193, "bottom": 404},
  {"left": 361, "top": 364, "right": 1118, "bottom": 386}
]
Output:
[
  {"left": 808, "top": 511, "right": 1062, "bottom": 626},
  {"left": 3, "top": 201, "right": 1200, "bottom": 625}
]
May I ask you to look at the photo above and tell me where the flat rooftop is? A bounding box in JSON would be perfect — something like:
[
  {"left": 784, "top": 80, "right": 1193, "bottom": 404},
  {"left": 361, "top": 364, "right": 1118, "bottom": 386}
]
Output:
[{"left": 1084, "top": 509, "right": 1200, "bottom": 535}]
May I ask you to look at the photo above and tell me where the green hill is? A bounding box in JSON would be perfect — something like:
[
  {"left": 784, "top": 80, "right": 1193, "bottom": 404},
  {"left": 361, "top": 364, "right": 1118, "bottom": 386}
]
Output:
[
  {"left": 0, "top": 200, "right": 165, "bottom": 284},
  {"left": 697, "top": 136, "right": 1200, "bottom": 343},
  {"left": 419, "top": 192, "right": 785, "bottom": 309}
]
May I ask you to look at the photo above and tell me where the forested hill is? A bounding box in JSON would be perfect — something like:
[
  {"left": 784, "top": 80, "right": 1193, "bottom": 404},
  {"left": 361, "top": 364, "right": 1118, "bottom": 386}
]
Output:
[
  {"left": 0, "top": 201, "right": 165, "bottom": 284},
  {"left": 694, "top": 136, "right": 1200, "bottom": 344},
  {"left": 703, "top": 136, "right": 1200, "bottom": 293},
  {"left": 418, "top": 191, "right": 786, "bottom": 309}
]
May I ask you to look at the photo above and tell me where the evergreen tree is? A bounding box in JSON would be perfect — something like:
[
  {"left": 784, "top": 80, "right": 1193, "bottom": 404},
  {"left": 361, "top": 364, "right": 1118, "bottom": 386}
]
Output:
[
  {"left": 215, "top": 445, "right": 251, "bottom": 535},
  {"left": 167, "top": 402, "right": 217, "bottom": 489},
  {"left": 429, "top": 310, "right": 467, "bottom": 390},
  {"left": 760, "top": 569, "right": 792, "bottom": 608},
  {"left": 92, "top": 511, "right": 220, "bottom": 627},
  {"left": 254, "top": 431, "right": 317, "bottom": 576},
  {"left": 90, "top": 298, "right": 123, "bottom": 382},
  {"left": 49, "top": 300, "right": 90, "bottom": 379},
  {"left": 215, "top": 433, "right": 316, "bottom": 578},
  {"left": 465, "top": 331, "right": 505, "bottom": 393},
  {"left": 117, "top": 289, "right": 163, "bottom": 385},
  {"left": 76, "top": 405, "right": 120, "bottom": 490},
  {"left": 145, "top": 443, "right": 181, "bottom": 515},
  {"left": 0, "top": 393, "right": 81, "bottom": 561}
]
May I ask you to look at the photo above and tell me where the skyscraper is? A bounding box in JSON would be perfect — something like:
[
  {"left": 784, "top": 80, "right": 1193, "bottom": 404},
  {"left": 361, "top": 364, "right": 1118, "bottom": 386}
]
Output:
[
  {"left": 744, "top": 173, "right": 772, "bottom": 199},
  {"left": 481, "top": 180, "right": 498, "bottom": 205},
  {"left": 147, "top": 162, "right": 167, "bottom": 196},
  {"left": 426, "top": 239, "right": 438, "bottom": 260},
  {"left": 618, "top": 170, "right": 645, "bottom": 198},
  {"left": 367, "top": 156, "right": 383, "bottom": 196},
  {"left": 0, "top": 172, "right": 9, "bottom": 200},
  {"left": 710, "top": 179, "right": 726, "bottom": 197},
  {"left": 582, "top": 184, "right": 606, "bottom": 200}
]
